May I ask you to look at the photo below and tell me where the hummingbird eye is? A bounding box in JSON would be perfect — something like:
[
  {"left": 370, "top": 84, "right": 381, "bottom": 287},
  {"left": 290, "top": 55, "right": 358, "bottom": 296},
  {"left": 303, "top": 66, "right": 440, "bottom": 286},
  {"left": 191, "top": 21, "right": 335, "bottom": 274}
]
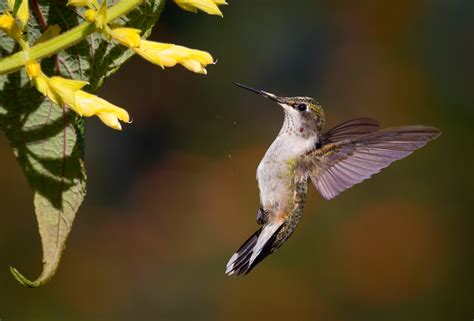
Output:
[{"left": 297, "top": 103, "right": 307, "bottom": 112}]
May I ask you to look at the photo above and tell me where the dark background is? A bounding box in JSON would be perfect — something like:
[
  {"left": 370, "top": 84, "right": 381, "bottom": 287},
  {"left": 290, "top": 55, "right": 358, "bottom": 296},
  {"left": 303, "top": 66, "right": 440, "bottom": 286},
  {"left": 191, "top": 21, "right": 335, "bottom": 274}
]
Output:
[{"left": 0, "top": 1, "right": 473, "bottom": 320}]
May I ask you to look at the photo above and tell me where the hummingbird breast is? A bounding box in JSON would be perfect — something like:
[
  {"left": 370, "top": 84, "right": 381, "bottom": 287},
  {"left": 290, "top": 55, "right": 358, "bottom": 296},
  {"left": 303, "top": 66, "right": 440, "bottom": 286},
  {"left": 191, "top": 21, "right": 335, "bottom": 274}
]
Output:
[{"left": 257, "top": 132, "right": 316, "bottom": 220}]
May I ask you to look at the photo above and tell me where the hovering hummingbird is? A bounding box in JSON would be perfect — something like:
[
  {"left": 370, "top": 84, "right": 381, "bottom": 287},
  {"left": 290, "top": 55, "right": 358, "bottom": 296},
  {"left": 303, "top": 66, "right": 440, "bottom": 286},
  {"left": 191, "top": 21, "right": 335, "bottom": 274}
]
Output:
[{"left": 225, "top": 83, "right": 441, "bottom": 276}]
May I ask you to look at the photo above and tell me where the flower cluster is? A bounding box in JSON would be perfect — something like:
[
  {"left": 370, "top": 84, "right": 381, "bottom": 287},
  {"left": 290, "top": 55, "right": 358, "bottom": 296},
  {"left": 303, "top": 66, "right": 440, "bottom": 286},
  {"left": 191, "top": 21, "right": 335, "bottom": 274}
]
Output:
[
  {"left": 77, "top": 1, "right": 216, "bottom": 74},
  {"left": 0, "top": 0, "right": 227, "bottom": 130}
]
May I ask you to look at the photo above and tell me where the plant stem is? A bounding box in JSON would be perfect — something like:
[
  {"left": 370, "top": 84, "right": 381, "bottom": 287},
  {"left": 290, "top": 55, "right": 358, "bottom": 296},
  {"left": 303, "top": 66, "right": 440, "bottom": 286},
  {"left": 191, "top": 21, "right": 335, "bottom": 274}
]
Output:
[{"left": 0, "top": 0, "right": 143, "bottom": 74}]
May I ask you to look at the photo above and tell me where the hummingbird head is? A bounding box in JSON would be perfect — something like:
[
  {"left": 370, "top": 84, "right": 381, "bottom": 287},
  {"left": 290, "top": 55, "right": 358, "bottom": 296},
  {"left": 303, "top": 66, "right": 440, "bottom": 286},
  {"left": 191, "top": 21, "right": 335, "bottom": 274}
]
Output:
[{"left": 234, "top": 83, "right": 325, "bottom": 136}]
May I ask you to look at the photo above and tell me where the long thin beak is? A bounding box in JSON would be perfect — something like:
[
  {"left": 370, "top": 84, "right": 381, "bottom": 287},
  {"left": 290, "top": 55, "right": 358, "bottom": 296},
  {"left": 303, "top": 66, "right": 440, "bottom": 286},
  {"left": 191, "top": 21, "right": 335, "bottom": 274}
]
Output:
[{"left": 234, "top": 83, "right": 280, "bottom": 102}]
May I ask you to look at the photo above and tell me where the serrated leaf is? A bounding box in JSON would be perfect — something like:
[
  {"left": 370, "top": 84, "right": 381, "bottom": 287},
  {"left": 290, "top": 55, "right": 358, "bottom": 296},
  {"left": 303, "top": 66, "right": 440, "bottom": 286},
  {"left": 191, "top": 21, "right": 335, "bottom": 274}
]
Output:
[{"left": 0, "top": 0, "right": 166, "bottom": 287}]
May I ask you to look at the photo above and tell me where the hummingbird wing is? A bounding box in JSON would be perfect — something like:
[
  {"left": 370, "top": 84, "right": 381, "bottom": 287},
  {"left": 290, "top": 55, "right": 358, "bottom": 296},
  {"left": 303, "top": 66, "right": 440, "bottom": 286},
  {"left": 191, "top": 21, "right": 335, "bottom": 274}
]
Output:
[
  {"left": 299, "top": 126, "right": 440, "bottom": 200},
  {"left": 320, "top": 118, "right": 380, "bottom": 145}
]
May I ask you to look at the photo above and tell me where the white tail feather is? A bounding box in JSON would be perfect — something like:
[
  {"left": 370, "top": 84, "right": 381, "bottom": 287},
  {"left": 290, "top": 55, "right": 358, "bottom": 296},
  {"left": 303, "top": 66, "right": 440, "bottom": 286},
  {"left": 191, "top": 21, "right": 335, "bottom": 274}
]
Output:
[{"left": 249, "top": 222, "right": 282, "bottom": 266}]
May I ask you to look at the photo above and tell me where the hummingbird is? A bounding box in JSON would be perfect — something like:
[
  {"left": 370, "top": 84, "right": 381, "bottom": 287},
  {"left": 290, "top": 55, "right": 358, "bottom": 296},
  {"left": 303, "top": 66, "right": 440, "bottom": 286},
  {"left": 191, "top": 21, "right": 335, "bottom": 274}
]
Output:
[{"left": 225, "top": 83, "right": 441, "bottom": 276}]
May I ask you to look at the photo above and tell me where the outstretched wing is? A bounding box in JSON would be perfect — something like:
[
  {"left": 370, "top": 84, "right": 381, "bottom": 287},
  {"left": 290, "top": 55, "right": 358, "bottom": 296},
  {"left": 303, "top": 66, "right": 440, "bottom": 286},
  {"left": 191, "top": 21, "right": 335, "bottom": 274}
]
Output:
[
  {"left": 320, "top": 118, "right": 380, "bottom": 145},
  {"left": 300, "top": 126, "right": 441, "bottom": 200}
]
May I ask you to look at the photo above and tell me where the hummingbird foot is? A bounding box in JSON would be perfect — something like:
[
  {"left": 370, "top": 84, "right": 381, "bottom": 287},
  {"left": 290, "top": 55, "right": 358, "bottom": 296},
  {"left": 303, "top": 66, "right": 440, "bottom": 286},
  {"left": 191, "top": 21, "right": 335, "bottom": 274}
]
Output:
[{"left": 256, "top": 207, "right": 268, "bottom": 225}]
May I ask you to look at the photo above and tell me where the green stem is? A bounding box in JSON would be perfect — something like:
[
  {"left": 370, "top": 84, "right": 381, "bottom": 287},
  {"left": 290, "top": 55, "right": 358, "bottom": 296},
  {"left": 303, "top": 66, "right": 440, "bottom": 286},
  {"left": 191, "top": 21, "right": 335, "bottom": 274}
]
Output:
[{"left": 0, "top": 0, "right": 142, "bottom": 74}]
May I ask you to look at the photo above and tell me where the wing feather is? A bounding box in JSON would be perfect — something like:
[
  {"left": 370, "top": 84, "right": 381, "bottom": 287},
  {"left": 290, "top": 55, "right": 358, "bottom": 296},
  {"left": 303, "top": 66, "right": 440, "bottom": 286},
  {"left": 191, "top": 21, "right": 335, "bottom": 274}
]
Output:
[
  {"left": 320, "top": 118, "right": 380, "bottom": 144},
  {"left": 302, "top": 126, "right": 440, "bottom": 200}
]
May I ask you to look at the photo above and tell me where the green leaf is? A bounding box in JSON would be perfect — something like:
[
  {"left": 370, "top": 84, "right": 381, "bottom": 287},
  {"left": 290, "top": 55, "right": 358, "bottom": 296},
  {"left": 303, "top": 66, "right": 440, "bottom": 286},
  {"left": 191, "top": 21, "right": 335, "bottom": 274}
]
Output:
[{"left": 0, "top": 0, "right": 166, "bottom": 287}]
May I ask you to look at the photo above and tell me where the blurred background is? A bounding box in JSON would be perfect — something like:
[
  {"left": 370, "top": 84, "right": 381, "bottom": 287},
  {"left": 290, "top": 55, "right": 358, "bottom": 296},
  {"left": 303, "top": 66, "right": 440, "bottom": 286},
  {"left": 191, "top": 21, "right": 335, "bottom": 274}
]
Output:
[{"left": 0, "top": 0, "right": 473, "bottom": 320}]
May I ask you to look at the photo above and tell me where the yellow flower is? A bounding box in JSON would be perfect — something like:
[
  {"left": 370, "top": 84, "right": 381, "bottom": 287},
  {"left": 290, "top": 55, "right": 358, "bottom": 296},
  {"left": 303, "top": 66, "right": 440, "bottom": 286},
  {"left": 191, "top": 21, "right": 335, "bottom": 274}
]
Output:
[
  {"left": 174, "top": 0, "right": 228, "bottom": 16},
  {"left": 134, "top": 40, "right": 214, "bottom": 74},
  {"left": 0, "top": 13, "right": 23, "bottom": 42},
  {"left": 67, "top": 0, "right": 99, "bottom": 9},
  {"left": 7, "top": 0, "right": 29, "bottom": 28},
  {"left": 74, "top": 91, "right": 130, "bottom": 130},
  {"left": 110, "top": 27, "right": 142, "bottom": 48},
  {"left": 25, "top": 61, "right": 51, "bottom": 98},
  {"left": 25, "top": 61, "right": 129, "bottom": 130},
  {"left": 84, "top": 9, "right": 97, "bottom": 23},
  {"left": 84, "top": 1, "right": 107, "bottom": 30},
  {"left": 108, "top": 28, "right": 215, "bottom": 74},
  {"left": 25, "top": 60, "right": 41, "bottom": 78}
]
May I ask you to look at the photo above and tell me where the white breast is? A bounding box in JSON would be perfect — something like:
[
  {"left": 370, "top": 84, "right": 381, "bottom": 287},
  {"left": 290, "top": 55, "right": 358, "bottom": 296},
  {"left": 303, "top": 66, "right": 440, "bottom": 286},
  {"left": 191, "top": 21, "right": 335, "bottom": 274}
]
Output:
[{"left": 257, "top": 133, "right": 316, "bottom": 209}]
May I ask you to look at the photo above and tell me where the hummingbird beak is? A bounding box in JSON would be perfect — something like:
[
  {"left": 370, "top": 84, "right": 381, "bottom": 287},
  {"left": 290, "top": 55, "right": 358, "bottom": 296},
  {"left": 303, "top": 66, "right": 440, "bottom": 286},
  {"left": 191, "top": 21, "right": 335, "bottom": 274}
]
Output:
[{"left": 234, "top": 83, "right": 282, "bottom": 103}]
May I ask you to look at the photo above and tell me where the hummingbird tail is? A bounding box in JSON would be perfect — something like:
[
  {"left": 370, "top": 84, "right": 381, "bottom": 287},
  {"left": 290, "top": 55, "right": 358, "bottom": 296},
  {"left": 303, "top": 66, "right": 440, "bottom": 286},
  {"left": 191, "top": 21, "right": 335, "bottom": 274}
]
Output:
[{"left": 225, "top": 222, "right": 284, "bottom": 276}]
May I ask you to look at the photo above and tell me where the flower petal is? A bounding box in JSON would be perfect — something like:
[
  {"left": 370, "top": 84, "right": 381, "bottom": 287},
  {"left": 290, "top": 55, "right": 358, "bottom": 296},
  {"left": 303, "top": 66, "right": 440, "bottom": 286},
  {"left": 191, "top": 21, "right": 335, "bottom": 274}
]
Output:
[
  {"left": 67, "top": 0, "right": 99, "bottom": 9},
  {"left": 110, "top": 27, "right": 142, "bottom": 48},
  {"left": 49, "top": 76, "right": 89, "bottom": 107},
  {"left": 33, "top": 75, "right": 54, "bottom": 102},
  {"left": 0, "top": 13, "right": 22, "bottom": 40},
  {"left": 25, "top": 60, "right": 41, "bottom": 78},
  {"left": 174, "top": 3, "right": 198, "bottom": 13},
  {"left": 97, "top": 112, "right": 122, "bottom": 130},
  {"left": 49, "top": 76, "right": 89, "bottom": 91},
  {"left": 180, "top": 59, "right": 207, "bottom": 74},
  {"left": 75, "top": 90, "right": 130, "bottom": 128},
  {"left": 174, "top": 0, "right": 225, "bottom": 16}
]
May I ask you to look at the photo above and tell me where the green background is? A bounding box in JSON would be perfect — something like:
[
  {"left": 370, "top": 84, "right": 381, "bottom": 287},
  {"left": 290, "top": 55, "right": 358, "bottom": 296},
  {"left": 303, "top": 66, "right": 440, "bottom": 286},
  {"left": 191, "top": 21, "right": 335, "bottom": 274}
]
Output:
[{"left": 0, "top": 0, "right": 473, "bottom": 320}]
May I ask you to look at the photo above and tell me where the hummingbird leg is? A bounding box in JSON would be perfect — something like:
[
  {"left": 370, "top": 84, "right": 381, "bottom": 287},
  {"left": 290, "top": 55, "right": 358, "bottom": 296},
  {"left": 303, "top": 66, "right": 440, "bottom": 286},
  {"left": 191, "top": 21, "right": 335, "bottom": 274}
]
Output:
[{"left": 256, "top": 207, "right": 268, "bottom": 225}]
